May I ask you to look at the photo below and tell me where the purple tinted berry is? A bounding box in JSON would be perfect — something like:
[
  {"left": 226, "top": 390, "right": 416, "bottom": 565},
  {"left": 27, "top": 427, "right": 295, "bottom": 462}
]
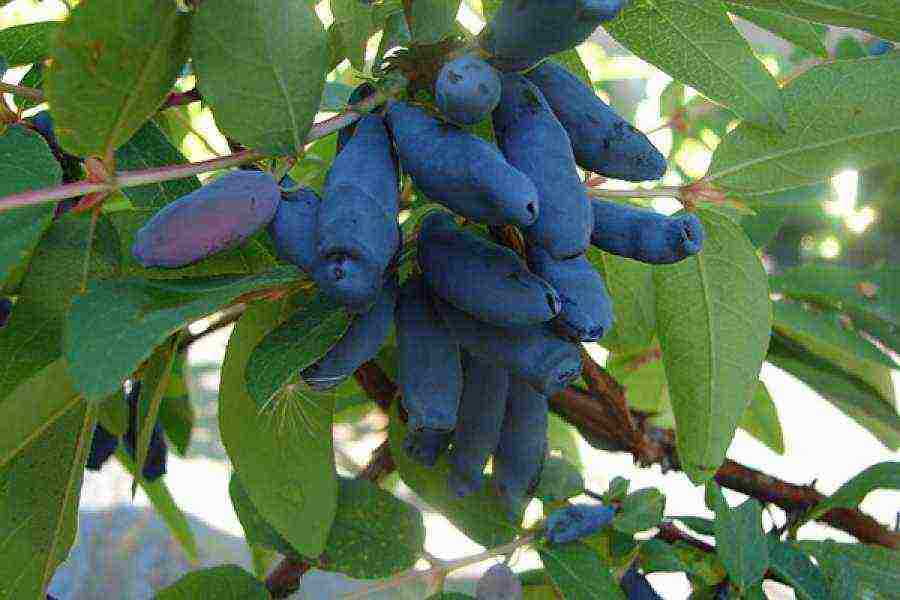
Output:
[
  {"left": 402, "top": 428, "right": 452, "bottom": 468},
  {"left": 476, "top": 563, "right": 523, "bottom": 600},
  {"left": 397, "top": 276, "right": 463, "bottom": 435},
  {"left": 418, "top": 212, "right": 560, "bottom": 327},
  {"left": 436, "top": 53, "right": 502, "bottom": 125},
  {"left": 527, "top": 61, "right": 666, "bottom": 182},
  {"left": 527, "top": 245, "right": 613, "bottom": 342},
  {"left": 133, "top": 170, "right": 280, "bottom": 268},
  {"left": 433, "top": 295, "right": 582, "bottom": 396},
  {"left": 591, "top": 200, "right": 705, "bottom": 264},
  {"left": 493, "top": 376, "right": 549, "bottom": 516},
  {"left": 620, "top": 567, "right": 663, "bottom": 600},
  {"left": 0, "top": 298, "right": 11, "bottom": 328},
  {"left": 314, "top": 115, "right": 400, "bottom": 313},
  {"left": 869, "top": 40, "right": 894, "bottom": 56},
  {"left": 481, "top": 0, "right": 629, "bottom": 71},
  {"left": 545, "top": 503, "right": 616, "bottom": 544},
  {"left": 303, "top": 274, "right": 397, "bottom": 390},
  {"left": 267, "top": 176, "right": 320, "bottom": 272},
  {"left": 493, "top": 73, "right": 592, "bottom": 260},
  {"left": 385, "top": 101, "right": 539, "bottom": 227},
  {"left": 85, "top": 424, "right": 119, "bottom": 471},
  {"left": 448, "top": 352, "right": 509, "bottom": 497}
]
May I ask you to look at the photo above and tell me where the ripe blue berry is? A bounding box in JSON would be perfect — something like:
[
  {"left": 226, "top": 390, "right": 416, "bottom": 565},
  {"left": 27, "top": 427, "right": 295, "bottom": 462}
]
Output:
[{"left": 435, "top": 53, "right": 502, "bottom": 125}]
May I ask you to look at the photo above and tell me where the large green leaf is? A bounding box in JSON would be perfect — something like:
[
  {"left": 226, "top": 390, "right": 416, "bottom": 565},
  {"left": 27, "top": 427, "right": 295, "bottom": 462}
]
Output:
[
  {"left": 738, "top": 381, "right": 785, "bottom": 454},
  {"left": 709, "top": 485, "right": 769, "bottom": 592},
  {"left": 219, "top": 300, "right": 338, "bottom": 558},
  {"left": 653, "top": 210, "right": 771, "bottom": 482},
  {"left": 772, "top": 301, "right": 896, "bottom": 402},
  {"left": 588, "top": 246, "right": 656, "bottom": 354},
  {"left": 727, "top": 0, "right": 900, "bottom": 41},
  {"left": 708, "top": 55, "right": 900, "bottom": 197},
  {"left": 229, "top": 472, "right": 298, "bottom": 557},
  {"left": 606, "top": 0, "right": 787, "bottom": 130},
  {"left": 388, "top": 405, "right": 519, "bottom": 548},
  {"left": 0, "top": 383, "right": 95, "bottom": 600},
  {"left": 45, "top": 0, "right": 191, "bottom": 158},
  {"left": 331, "top": 0, "right": 375, "bottom": 69},
  {"left": 155, "top": 565, "right": 269, "bottom": 599},
  {"left": 767, "top": 336, "right": 900, "bottom": 449},
  {"left": 192, "top": 0, "right": 327, "bottom": 156},
  {"left": 612, "top": 488, "right": 666, "bottom": 535},
  {"left": 0, "top": 21, "right": 60, "bottom": 67},
  {"left": 408, "top": 0, "right": 462, "bottom": 44},
  {"left": 0, "top": 125, "right": 61, "bottom": 290},
  {"left": 134, "top": 341, "right": 175, "bottom": 484},
  {"left": 64, "top": 266, "right": 301, "bottom": 402},
  {"left": 803, "top": 461, "right": 900, "bottom": 524},
  {"left": 157, "top": 357, "right": 194, "bottom": 456},
  {"left": 539, "top": 542, "right": 625, "bottom": 600},
  {"left": 766, "top": 537, "right": 829, "bottom": 600},
  {"left": 795, "top": 540, "right": 900, "bottom": 600},
  {"left": 114, "top": 121, "right": 200, "bottom": 212},
  {"left": 0, "top": 213, "right": 120, "bottom": 405},
  {"left": 726, "top": 3, "right": 827, "bottom": 57},
  {"left": 245, "top": 292, "right": 350, "bottom": 409}
]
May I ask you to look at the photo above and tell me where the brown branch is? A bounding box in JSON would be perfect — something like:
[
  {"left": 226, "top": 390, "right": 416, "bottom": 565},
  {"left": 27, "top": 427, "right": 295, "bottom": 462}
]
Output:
[
  {"left": 357, "top": 440, "right": 396, "bottom": 484},
  {"left": 265, "top": 558, "right": 312, "bottom": 599},
  {"left": 353, "top": 360, "right": 398, "bottom": 412}
]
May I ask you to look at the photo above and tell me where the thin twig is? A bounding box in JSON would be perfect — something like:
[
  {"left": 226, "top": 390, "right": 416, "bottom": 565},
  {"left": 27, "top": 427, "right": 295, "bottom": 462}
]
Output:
[
  {"left": 586, "top": 186, "right": 683, "bottom": 200},
  {"left": 0, "top": 82, "right": 44, "bottom": 102}
]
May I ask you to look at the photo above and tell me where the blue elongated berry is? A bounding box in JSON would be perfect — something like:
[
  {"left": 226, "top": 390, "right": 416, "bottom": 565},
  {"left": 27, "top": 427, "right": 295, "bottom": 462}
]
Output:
[
  {"left": 448, "top": 352, "right": 510, "bottom": 497},
  {"left": 527, "top": 245, "right": 613, "bottom": 341},
  {"left": 337, "top": 82, "right": 379, "bottom": 154},
  {"left": 267, "top": 176, "right": 320, "bottom": 272},
  {"left": 0, "top": 298, "right": 11, "bottom": 328},
  {"left": 433, "top": 295, "right": 582, "bottom": 396},
  {"left": 419, "top": 212, "right": 560, "bottom": 327},
  {"left": 133, "top": 170, "right": 280, "bottom": 268},
  {"left": 397, "top": 276, "right": 463, "bottom": 439},
  {"left": 493, "top": 74, "right": 592, "bottom": 259},
  {"left": 303, "top": 274, "right": 397, "bottom": 390},
  {"left": 869, "top": 40, "right": 894, "bottom": 56},
  {"left": 313, "top": 114, "right": 400, "bottom": 313},
  {"left": 527, "top": 61, "right": 666, "bottom": 182},
  {"left": 545, "top": 503, "right": 616, "bottom": 544},
  {"left": 493, "top": 376, "right": 548, "bottom": 515},
  {"left": 402, "top": 428, "right": 452, "bottom": 468},
  {"left": 591, "top": 200, "right": 705, "bottom": 264},
  {"left": 123, "top": 382, "right": 168, "bottom": 482},
  {"left": 481, "top": 0, "right": 629, "bottom": 71},
  {"left": 620, "top": 567, "right": 663, "bottom": 600},
  {"left": 476, "top": 563, "right": 523, "bottom": 600},
  {"left": 85, "top": 424, "right": 119, "bottom": 471},
  {"left": 436, "top": 53, "right": 502, "bottom": 125},
  {"left": 385, "top": 101, "right": 539, "bottom": 227}
]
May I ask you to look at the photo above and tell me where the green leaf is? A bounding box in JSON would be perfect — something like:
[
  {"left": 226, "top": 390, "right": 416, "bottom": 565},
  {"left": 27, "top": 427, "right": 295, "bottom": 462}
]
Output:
[
  {"left": 331, "top": 0, "right": 375, "bottom": 70},
  {"left": 219, "top": 300, "right": 338, "bottom": 558},
  {"left": 229, "top": 472, "right": 298, "bottom": 557},
  {"left": 115, "top": 121, "right": 200, "bottom": 212},
  {"left": 640, "top": 538, "right": 726, "bottom": 585},
  {"left": 245, "top": 292, "right": 350, "bottom": 409},
  {"left": 726, "top": 0, "right": 900, "bottom": 41},
  {"left": 64, "top": 266, "right": 301, "bottom": 402},
  {"left": 323, "top": 478, "right": 426, "bottom": 578},
  {"left": 804, "top": 461, "right": 900, "bottom": 525},
  {"left": 676, "top": 516, "right": 716, "bottom": 536},
  {"left": 552, "top": 48, "right": 592, "bottom": 87},
  {"left": 0, "top": 20, "right": 60, "bottom": 67},
  {"left": 795, "top": 540, "right": 900, "bottom": 600},
  {"left": 115, "top": 447, "right": 199, "bottom": 563},
  {"left": 589, "top": 246, "right": 656, "bottom": 354},
  {"left": 766, "top": 537, "right": 830, "bottom": 600},
  {"left": 0, "top": 213, "right": 121, "bottom": 404},
  {"left": 708, "top": 55, "right": 900, "bottom": 197},
  {"left": 535, "top": 456, "right": 585, "bottom": 504},
  {"left": 0, "top": 392, "right": 95, "bottom": 599},
  {"left": 45, "top": 0, "right": 191, "bottom": 158},
  {"left": 155, "top": 565, "right": 269, "bottom": 599},
  {"left": 134, "top": 341, "right": 176, "bottom": 484},
  {"left": 158, "top": 357, "right": 194, "bottom": 456},
  {"left": 408, "top": 0, "right": 462, "bottom": 44},
  {"left": 0, "top": 125, "right": 61, "bottom": 289},
  {"left": 606, "top": 348, "right": 669, "bottom": 415},
  {"left": 603, "top": 477, "right": 630, "bottom": 504},
  {"left": 727, "top": 3, "right": 828, "bottom": 57},
  {"left": 738, "top": 381, "right": 785, "bottom": 454},
  {"left": 709, "top": 487, "right": 769, "bottom": 591},
  {"left": 772, "top": 301, "right": 896, "bottom": 402},
  {"left": 539, "top": 542, "right": 625, "bottom": 600},
  {"left": 98, "top": 390, "right": 129, "bottom": 436},
  {"left": 653, "top": 210, "right": 771, "bottom": 483},
  {"left": 767, "top": 336, "right": 900, "bottom": 449},
  {"left": 612, "top": 488, "right": 666, "bottom": 534},
  {"left": 606, "top": 0, "right": 787, "bottom": 130},
  {"left": 192, "top": 0, "right": 327, "bottom": 155},
  {"left": 388, "top": 404, "right": 519, "bottom": 548}
]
